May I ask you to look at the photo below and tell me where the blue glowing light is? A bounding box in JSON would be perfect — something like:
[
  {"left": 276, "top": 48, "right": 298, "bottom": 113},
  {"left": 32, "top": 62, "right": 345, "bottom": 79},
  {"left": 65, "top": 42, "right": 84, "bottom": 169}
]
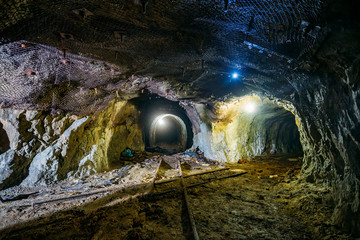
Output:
[{"left": 232, "top": 72, "right": 239, "bottom": 79}]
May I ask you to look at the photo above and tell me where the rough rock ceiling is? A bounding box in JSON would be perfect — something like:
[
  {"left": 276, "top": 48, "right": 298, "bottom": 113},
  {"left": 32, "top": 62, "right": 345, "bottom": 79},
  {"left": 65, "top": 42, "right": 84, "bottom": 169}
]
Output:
[{"left": 0, "top": 0, "right": 324, "bottom": 113}]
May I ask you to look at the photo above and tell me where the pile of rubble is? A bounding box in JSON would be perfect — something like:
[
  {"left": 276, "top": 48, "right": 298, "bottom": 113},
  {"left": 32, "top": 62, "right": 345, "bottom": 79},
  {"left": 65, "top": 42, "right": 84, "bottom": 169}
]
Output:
[
  {"left": 0, "top": 150, "right": 225, "bottom": 230},
  {"left": 0, "top": 156, "right": 161, "bottom": 230}
]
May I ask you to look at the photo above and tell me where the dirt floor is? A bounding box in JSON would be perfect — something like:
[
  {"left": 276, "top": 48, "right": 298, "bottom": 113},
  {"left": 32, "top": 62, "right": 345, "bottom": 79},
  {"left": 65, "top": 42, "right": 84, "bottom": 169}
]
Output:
[{"left": 0, "top": 154, "right": 354, "bottom": 240}]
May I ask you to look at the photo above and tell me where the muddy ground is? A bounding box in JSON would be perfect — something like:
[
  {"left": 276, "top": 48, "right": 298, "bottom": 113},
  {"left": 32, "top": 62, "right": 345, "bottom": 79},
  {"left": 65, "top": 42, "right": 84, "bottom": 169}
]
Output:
[{"left": 0, "top": 154, "right": 354, "bottom": 240}]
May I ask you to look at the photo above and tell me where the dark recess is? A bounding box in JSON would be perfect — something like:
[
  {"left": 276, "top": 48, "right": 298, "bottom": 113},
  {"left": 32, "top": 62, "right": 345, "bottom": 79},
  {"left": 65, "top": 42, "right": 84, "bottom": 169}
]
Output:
[
  {"left": 131, "top": 93, "right": 193, "bottom": 154},
  {"left": 0, "top": 122, "right": 10, "bottom": 154}
]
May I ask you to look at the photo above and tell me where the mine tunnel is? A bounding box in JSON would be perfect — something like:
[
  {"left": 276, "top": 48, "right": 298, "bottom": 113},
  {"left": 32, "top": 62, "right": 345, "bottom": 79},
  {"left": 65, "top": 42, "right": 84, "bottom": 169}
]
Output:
[
  {"left": 134, "top": 94, "right": 193, "bottom": 154},
  {"left": 150, "top": 114, "right": 187, "bottom": 152},
  {"left": 0, "top": 0, "right": 359, "bottom": 239},
  {"left": 0, "top": 122, "right": 10, "bottom": 154},
  {"left": 249, "top": 102, "right": 303, "bottom": 156}
]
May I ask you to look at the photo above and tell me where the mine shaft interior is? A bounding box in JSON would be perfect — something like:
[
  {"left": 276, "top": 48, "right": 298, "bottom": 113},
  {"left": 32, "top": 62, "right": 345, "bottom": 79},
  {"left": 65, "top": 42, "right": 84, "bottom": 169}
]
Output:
[
  {"left": 137, "top": 95, "right": 193, "bottom": 154},
  {"left": 0, "top": 0, "right": 359, "bottom": 239},
  {"left": 250, "top": 101, "right": 303, "bottom": 156},
  {"left": 151, "top": 114, "right": 187, "bottom": 152}
]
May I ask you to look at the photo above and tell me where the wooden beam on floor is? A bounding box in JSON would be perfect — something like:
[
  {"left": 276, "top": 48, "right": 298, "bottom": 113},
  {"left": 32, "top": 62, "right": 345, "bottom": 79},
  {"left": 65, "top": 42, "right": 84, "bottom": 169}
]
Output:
[{"left": 187, "top": 171, "right": 248, "bottom": 189}]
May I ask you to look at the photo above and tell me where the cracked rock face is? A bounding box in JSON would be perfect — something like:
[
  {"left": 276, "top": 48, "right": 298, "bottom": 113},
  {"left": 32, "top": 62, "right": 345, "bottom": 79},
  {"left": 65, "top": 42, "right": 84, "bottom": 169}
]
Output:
[
  {"left": 0, "top": 108, "right": 86, "bottom": 188},
  {"left": 192, "top": 95, "right": 302, "bottom": 162},
  {"left": 289, "top": 30, "right": 360, "bottom": 235},
  {"left": 0, "top": 100, "right": 144, "bottom": 190},
  {"left": 292, "top": 73, "right": 360, "bottom": 235}
]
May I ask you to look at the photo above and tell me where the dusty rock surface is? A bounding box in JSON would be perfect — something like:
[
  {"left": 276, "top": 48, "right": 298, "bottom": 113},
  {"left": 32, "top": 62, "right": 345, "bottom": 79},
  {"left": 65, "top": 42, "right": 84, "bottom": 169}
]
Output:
[
  {"left": 0, "top": 154, "right": 353, "bottom": 240},
  {"left": 0, "top": 156, "right": 161, "bottom": 230}
]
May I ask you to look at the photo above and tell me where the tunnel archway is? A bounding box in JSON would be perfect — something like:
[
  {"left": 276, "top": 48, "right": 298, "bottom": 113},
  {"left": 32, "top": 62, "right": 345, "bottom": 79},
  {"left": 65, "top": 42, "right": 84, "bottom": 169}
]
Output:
[
  {"left": 248, "top": 103, "right": 303, "bottom": 156},
  {"left": 149, "top": 114, "right": 188, "bottom": 152},
  {"left": 242, "top": 97, "right": 303, "bottom": 157},
  {"left": 0, "top": 122, "right": 10, "bottom": 154},
  {"left": 132, "top": 94, "right": 193, "bottom": 154},
  {"left": 209, "top": 95, "right": 303, "bottom": 161}
]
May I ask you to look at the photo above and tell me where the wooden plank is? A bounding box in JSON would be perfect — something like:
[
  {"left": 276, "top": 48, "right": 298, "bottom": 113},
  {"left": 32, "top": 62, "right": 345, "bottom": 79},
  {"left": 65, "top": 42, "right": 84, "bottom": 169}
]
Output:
[
  {"left": 154, "top": 177, "right": 180, "bottom": 185},
  {"left": 154, "top": 167, "right": 230, "bottom": 185},
  {"left": 183, "top": 167, "right": 230, "bottom": 178},
  {"left": 187, "top": 171, "right": 248, "bottom": 189}
]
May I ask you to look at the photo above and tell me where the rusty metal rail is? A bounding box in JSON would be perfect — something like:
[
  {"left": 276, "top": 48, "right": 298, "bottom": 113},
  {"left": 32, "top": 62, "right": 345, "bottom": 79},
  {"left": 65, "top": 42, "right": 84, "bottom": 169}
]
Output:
[
  {"left": 178, "top": 159, "right": 200, "bottom": 240},
  {"left": 17, "top": 157, "right": 164, "bottom": 208},
  {"left": 10, "top": 157, "right": 246, "bottom": 240}
]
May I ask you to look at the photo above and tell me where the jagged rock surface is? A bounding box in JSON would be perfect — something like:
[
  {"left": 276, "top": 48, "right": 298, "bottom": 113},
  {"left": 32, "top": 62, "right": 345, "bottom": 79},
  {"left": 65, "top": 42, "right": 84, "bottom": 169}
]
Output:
[{"left": 0, "top": 100, "right": 144, "bottom": 190}]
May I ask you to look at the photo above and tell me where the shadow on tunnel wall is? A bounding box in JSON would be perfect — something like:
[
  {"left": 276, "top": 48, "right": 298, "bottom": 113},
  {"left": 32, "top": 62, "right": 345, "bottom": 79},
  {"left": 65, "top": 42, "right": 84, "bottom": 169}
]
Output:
[
  {"left": 105, "top": 101, "right": 145, "bottom": 169},
  {"left": 0, "top": 122, "right": 10, "bottom": 154}
]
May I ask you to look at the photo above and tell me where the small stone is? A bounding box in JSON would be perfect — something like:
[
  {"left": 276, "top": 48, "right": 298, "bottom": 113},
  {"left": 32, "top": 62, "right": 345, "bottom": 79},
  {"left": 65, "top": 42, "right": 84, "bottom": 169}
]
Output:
[{"left": 238, "top": 158, "right": 247, "bottom": 164}]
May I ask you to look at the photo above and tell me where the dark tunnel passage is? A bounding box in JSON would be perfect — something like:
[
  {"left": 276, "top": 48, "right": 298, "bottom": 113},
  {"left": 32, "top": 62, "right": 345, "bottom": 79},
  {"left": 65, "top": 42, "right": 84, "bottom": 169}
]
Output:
[
  {"left": 152, "top": 115, "right": 186, "bottom": 150},
  {"left": 249, "top": 103, "right": 303, "bottom": 156},
  {"left": 0, "top": 122, "right": 10, "bottom": 154},
  {"left": 132, "top": 94, "right": 193, "bottom": 154}
]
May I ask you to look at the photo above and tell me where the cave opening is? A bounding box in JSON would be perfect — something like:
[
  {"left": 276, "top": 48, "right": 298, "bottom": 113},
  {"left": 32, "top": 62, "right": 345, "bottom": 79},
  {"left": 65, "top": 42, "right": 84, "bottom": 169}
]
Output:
[
  {"left": 250, "top": 103, "right": 303, "bottom": 157},
  {"left": 0, "top": 122, "right": 10, "bottom": 154},
  {"left": 214, "top": 96, "right": 303, "bottom": 161},
  {"left": 151, "top": 114, "right": 187, "bottom": 152},
  {"left": 133, "top": 94, "right": 193, "bottom": 154}
]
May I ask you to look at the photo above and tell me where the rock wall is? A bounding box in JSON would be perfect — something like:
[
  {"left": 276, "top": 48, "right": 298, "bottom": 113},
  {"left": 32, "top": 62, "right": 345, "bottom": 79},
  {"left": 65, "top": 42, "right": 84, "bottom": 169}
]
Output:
[
  {"left": 232, "top": 21, "right": 360, "bottom": 235},
  {"left": 0, "top": 100, "right": 144, "bottom": 190},
  {"left": 285, "top": 71, "right": 360, "bottom": 236},
  {"left": 192, "top": 96, "right": 302, "bottom": 162},
  {"left": 277, "top": 24, "right": 360, "bottom": 236},
  {"left": 295, "top": 77, "right": 360, "bottom": 236}
]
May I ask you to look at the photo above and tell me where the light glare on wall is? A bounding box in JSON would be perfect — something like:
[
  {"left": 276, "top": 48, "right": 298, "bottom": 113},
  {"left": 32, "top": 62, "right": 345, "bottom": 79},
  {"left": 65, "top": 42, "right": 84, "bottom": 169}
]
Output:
[
  {"left": 157, "top": 118, "right": 166, "bottom": 126},
  {"left": 244, "top": 102, "right": 256, "bottom": 113}
]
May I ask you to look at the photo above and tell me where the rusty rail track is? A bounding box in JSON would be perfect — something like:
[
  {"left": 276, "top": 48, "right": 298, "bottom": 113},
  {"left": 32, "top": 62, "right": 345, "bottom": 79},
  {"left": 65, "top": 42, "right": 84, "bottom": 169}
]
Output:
[
  {"left": 178, "top": 159, "right": 200, "bottom": 240},
  {"left": 4, "top": 157, "right": 247, "bottom": 240},
  {"left": 6, "top": 157, "right": 164, "bottom": 208}
]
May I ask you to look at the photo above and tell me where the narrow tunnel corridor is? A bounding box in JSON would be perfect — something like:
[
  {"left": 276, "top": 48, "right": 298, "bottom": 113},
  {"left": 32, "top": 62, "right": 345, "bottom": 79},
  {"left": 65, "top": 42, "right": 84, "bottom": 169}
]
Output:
[
  {"left": 133, "top": 95, "right": 193, "bottom": 154},
  {"left": 150, "top": 114, "right": 188, "bottom": 152},
  {"left": 204, "top": 95, "right": 303, "bottom": 162},
  {"left": 248, "top": 102, "right": 303, "bottom": 156}
]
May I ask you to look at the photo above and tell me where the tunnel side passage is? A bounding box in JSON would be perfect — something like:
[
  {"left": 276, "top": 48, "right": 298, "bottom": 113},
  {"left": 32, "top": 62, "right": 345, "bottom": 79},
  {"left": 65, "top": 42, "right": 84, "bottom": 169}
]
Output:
[
  {"left": 209, "top": 96, "right": 303, "bottom": 161},
  {"left": 133, "top": 94, "right": 193, "bottom": 154},
  {"left": 149, "top": 114, "right": 188, "bottom": 151}
]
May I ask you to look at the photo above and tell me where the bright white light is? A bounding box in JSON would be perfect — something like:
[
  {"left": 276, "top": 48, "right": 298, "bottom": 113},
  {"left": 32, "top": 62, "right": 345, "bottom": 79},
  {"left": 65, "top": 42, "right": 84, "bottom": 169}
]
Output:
[
  {"left": 157, "top": 118, "right": 166, "bottom": 126},
  {"left": 244, "top": 102, "right": 256, "bottom": 113},
  {"left": 232, "top": 72, "right": 239, "bottom": 79}
]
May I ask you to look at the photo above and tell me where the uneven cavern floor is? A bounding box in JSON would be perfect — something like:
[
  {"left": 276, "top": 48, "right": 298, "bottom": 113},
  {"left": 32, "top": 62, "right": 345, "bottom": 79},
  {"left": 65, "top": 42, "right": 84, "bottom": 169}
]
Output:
[{"left": 0, "top": 153, "right": 353, "bottom": 240}]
